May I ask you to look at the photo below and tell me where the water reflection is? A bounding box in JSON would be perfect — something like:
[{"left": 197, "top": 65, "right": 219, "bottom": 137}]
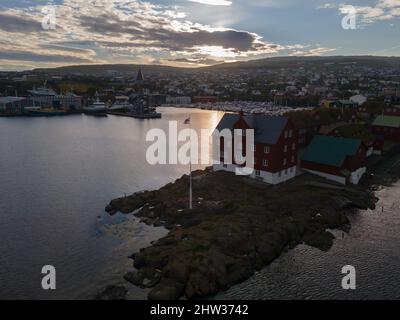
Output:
[{"left": 0, "top": 107, "right": 223, "bottom": 299}]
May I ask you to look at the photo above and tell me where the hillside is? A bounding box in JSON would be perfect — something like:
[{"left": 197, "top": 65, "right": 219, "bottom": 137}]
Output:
[
  {"left": 202, "top": 56, "right": 400, "bottom": 70},
  {"left": 33, "top": 64, "right": 193, "bottom": 75},
  {"left": 31, "top": 56, "right": 400, "bottom": 75}
]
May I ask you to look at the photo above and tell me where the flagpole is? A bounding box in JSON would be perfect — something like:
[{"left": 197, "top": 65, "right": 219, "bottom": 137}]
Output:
[{"left": 189, "top": 115, "right": 193, "bottom": 210}]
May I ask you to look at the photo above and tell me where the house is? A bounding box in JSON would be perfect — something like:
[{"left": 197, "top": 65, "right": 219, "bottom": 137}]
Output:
[
  {"left": 301, "top": 135, "right": 367, "bottom": 185},
  {"left": 384, "top": 105, "right": 400, "bottom": 116},
  {"left": 350, "top": 94, "right": 367, "bottom": 106},
  {"left": 213, "top": 114, "right": 298, "bottom": 185},
  {"left": 329, "top": 124, "right": 379, "bottom": 156},
  {"left": 372, "top": 115, "right": 400, "bottom": 142},
  {"left": 333, "top": 100, "right": 359, "bottom": 110},
  {"left": 0, "top": 96, "right": 27, "bottom": 114}
]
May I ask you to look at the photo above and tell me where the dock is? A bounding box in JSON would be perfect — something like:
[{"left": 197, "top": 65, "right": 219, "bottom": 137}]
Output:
[{"left": 107, "top": 111, "right": 162, "bottom": 119}]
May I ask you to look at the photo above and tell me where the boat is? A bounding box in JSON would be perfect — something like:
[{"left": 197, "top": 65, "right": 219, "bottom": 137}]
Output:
[{"left": 84, "top": 93, "right": 107, "bottom": 116}]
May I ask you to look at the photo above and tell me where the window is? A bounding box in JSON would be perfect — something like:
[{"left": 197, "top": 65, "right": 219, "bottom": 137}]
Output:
[
  {"left": 284, "top": 145, "right": 288, "bottom": 153},
  {"left": 264, "top": 146, "right": 270, "bottom": 154},
  {"left": 284, "top": 130, "right": 288, "bottom": 138},
  {"left": 223, "top": 164, "right": 228, "bottom": 168},
  {"left": 289, "top": 130, "right": 293, "bottom": 138},
  {"left": 292, "top": 143, "right": 296, "bottom": 151},
  {"left": 291, "top": 155, "right": 295, "bottom": 163},
  {"left": 255, "top": 170, "right": 260, "bottom": 176},
  {"left": 283, "top": 158, "right": 287, "bottom": 166},
  {"left": 284, "top": 169, "right": 288, "bottom": 175},
  {"left": 263, "top": 159, "right": 269, "bottom": 167}
]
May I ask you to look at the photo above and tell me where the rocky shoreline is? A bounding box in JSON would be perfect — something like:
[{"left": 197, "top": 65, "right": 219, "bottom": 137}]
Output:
[{"left": 98, "top": 151, "right": 400, "bottom": 300}]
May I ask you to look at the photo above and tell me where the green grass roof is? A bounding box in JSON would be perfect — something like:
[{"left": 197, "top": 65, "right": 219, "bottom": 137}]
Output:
[
  {"left": 373, "top": 115, "right": 400, "bottom": 128},
  {"left": 334, "top": 124, "right": 376, "bottom": 143},
  {"left": 302, "top": 135, "right": 362, "bottom": 167}
]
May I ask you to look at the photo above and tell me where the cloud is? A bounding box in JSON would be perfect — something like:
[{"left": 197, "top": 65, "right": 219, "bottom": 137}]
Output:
[
  {"left": 0, "top": 50, "right": 92, "bottom": 63},
  {"left": 187, "top": 0, "right": 232, "bottom": 5},
  {"left": 0, "top": 0, "right": 331, "bottom": 69},
  {"left": 322, "top": 0, "right": 400, "bottom": 25},
  {"left": 168, "top": 57, "right": 221, "bottom": 65},
  {"left": 0, "top": 13, "right": 42, "bottom": 33}
]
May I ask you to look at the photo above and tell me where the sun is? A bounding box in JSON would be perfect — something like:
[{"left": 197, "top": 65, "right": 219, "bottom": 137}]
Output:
[{"left": 194, "top": 46, "right": 238, "bottom": 58}]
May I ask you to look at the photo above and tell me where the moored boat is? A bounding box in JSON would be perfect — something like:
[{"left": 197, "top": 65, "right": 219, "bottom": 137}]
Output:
[{"left": 84, "top": 93, "right": 107, "bottom": 116}]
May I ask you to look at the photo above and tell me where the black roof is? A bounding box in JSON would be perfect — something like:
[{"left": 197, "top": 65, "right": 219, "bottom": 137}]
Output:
[{"left": 215, "top": 114, "right": 289, "bottom": 145}]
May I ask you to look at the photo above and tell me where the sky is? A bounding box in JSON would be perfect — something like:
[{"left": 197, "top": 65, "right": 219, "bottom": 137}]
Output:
[{"left": 1, "top": 0, "right": 400, "bottom": 70}]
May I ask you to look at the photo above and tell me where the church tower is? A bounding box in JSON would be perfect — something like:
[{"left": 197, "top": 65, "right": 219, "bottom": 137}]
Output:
[{"left": 136, "top": 67, "right": 144, "bottom": 82}]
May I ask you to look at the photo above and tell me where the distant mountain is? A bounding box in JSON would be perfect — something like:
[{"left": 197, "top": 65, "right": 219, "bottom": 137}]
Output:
[
  {"left": 32, "top": 56, "right": 400, "bottom": 75},
  {"left": 204, "top": 56, "right": 400, "bottom": 70},
  {"left": 33, "top": 64, "right": 193, "bottom": 75}
]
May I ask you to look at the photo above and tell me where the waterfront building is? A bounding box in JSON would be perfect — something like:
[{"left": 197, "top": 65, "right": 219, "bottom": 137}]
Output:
[
  {"left": 301, "top": 135, "right": 367, "bottom": 185},
  {"left": 0, "top": 96, "right": 27, "bottom": 114},
  {"left": 27, "top": 85, "right": 82, "bottom": 109},
  {"left": 372, "top": 115, "right": 400, "bottom": 142},
  {"left": 328, "top": 124, "right": 378, "bottom": 157},
  {"left": 213, "top": 113, "right": 298, "bottom": 185}
]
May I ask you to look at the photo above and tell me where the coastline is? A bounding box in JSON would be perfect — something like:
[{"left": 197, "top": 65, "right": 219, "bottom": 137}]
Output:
[{"left": 101, "top": 149, "right": 400, "bottom": 300}]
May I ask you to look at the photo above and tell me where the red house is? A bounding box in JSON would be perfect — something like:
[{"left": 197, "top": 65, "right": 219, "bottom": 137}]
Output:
[
  {"left": 384, "top": 105, "right": 400, "bottom": 116},
  {"left": 301, "top": 135, "right": 367, "bottom": 185},
  {"left": 372, "top": 115, "right": 400, "bottom": 142},
  {"left": 213, "top": 114, "right": 298, "bottom": 184}
]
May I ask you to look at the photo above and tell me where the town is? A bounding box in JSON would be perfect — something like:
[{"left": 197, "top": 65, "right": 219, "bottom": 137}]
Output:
[{"left": 2, "top": 57, "right": 400, "bottom": 186}]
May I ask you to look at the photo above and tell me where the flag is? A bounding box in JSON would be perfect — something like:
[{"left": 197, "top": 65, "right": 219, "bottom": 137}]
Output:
[{"left": 184, "top": 117, "right": 190, "bottom": 125}]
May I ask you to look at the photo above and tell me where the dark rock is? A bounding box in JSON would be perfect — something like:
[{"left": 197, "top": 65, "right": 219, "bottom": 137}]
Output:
[
  {"left": 185, "top": 272, "right": 218, "bottom": 299},
  {"left": 148, "top": 279, "right": 184, "bottom": 300},
  {"left": 124, "top": 271, "right": 145, "bottom": 287},
  {"left": 95, "top": 285, "right": 128, "bottom": 300},
  {"left": 303, "top": 230, "right": 335, "bottom": 252},
  {"left": 105, "top": 204, "right": 117, "bottom": 215},
  {"left": 133, "top": 252, "right": 146, "bottom": 268},
  {"left": 257, "top": 242, "right": 277, "bottom": 265}
]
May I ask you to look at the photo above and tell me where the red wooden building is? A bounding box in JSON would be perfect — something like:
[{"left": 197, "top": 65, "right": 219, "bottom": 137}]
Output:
[
  {"left": 384, "top": 105, "right": 400, "bottom": 116},
  {"left": 213, "top": 113, "right": 298, "bottom": 184},
  {"left": 301, "top": 135, "right": 367, "bottom": 185},
  {"left": 372, "top": 115, "right": 400, "bottom": 142}
]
